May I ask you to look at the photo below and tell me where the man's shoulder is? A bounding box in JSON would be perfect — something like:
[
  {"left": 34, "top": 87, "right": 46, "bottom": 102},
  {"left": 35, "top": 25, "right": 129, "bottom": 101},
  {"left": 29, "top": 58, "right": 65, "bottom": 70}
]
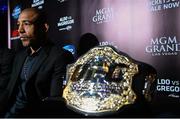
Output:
[
  {"left": 50, "top": 45, "right": 74, "bottom": 63},
  {"left": 50, "top": 45, "right": 72, "bottom": 55},
  {"left": 48, "top": 45, "right": 63, "bottom": 55}
]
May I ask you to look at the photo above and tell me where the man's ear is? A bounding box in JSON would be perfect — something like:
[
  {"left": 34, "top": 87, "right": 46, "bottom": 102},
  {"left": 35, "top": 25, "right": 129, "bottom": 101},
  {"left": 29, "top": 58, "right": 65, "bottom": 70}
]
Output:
[{"left": 44, "top": 23, "right": 49, "bottom": 32}]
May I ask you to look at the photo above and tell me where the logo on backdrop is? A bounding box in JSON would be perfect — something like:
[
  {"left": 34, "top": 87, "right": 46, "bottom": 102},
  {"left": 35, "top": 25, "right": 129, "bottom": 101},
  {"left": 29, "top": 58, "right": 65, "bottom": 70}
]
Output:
[
  {"left": 63, "top": 45, "right": 75, "bottom": 55},
  {"left": 12, "top": 5, "right": 21, "bottom": 19},
  {"left": 92, "top": 7, "right": 114, "bottom": 24},
  {"left": 157, "top": 78, "right": 179, "bottom": 98},
  {"left": 57, "top": 16, "right": 74, "bottom": 31},
  {"left": 99, "top": 41, "right": 117, "bottom": 48},
  {"left": 145, "top": 36, "right": 180, "bottom": 56},
  {"left": 31, "top": 0, "right": 44, "bottom": 9},
  {"left": 11, "top": 29, "right": 20, "bottom": 40},
  {"left": 58, "top": 0, "right": 68, "bottom": 3},
  {"left": 11, "top": 29, "right": 19, "bottom": 37},
  {"left": 149, "top": 0, "right": 179, "bottom": 12}
]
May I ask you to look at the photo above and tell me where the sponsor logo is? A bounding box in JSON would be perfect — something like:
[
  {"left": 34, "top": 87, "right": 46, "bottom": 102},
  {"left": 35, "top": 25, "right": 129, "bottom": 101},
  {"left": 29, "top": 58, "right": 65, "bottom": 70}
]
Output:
[
  {"left": 11, "top": 29, "right": 19, "bottom": 37},
  {"left": 92, "top": 7, "right": 114, "bottom": 24},
  {"left": 31, "top": 0, "right": 44, "bottom": 9},
  {"left": 11, "top": 29, "right": 20, "bottom": 40},
  {"left": 145, "top": 36, "right": 180, "bottom": 56},
  {"left": 57, "top": 16, "right": 74, "bottom": 31},
  {"left": 12, "top": 5, "right": 21, "bottom": 19},
  {"left": 63, "top": 44, "right": 75, "bottom": 55},
  {"left": 149, "top": 0, "right": 179, "bottom": 12},
  {"left": 0, "top": 5, "right": 7, "bottom": 12},
  {"left": 58, "top": 0, "right": 68, "bottom": 3}
]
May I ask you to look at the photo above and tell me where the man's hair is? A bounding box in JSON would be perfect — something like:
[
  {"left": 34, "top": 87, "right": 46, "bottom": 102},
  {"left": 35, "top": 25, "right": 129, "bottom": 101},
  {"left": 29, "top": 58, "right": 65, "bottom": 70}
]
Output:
[{"left": 21, "top": 7, "right": 48, "bottom": 24}]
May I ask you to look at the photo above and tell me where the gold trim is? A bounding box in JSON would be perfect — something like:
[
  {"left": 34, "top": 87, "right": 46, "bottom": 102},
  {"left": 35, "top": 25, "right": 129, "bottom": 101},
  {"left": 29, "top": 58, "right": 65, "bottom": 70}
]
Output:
[{"left": 63, "top": 46, "right": 139, "bottom": 115}]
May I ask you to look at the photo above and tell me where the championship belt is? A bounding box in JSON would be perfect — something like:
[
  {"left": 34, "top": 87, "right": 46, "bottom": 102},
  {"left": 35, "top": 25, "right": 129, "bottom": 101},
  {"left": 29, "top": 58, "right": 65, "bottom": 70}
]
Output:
[{"left": 63, "top": 45, "right": 156, "bottom": 116}]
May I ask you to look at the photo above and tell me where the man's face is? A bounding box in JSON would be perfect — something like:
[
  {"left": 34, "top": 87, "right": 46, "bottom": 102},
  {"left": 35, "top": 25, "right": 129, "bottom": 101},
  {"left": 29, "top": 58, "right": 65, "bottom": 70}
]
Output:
[{"left": 17, "top": 10, "right": 39, "bottom": 47}]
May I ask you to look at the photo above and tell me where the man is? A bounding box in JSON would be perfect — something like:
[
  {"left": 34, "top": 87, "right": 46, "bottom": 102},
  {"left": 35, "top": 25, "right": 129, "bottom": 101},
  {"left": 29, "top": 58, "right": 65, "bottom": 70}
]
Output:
[
  {"left": 5, "top": 8, "right": 74, "bottom": 117},
  {"left": 0, "top": 47, "right": 15, "bottom": 116},
  {"left": 76, "top": 33, "right": 99, "bottom": 58}
]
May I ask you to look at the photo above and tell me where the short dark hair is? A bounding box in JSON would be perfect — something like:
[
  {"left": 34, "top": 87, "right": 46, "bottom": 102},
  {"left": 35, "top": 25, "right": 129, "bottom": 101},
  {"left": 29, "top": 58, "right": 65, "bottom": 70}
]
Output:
[
  {"left": 21, "top": 7, "right": 48, "bottom": 24},
  {"left": 77, "top": 33, "right": 99, "bottom": 57}
]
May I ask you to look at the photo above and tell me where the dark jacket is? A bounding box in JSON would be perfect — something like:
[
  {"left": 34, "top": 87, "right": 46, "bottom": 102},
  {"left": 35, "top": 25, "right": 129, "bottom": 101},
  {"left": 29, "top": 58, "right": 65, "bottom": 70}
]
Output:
[
  {"left": 0, "top": 47, "right": 15, "bottom": 113},
  {"left": 5, "top": 43, "right": 74, "bottom": 117}
]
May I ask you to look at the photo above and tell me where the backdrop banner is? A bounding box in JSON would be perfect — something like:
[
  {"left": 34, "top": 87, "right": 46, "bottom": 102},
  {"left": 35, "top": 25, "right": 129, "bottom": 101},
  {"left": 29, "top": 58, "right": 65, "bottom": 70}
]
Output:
[{"left": 9, "top": 0, "right": 180, "bottom": 117}]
